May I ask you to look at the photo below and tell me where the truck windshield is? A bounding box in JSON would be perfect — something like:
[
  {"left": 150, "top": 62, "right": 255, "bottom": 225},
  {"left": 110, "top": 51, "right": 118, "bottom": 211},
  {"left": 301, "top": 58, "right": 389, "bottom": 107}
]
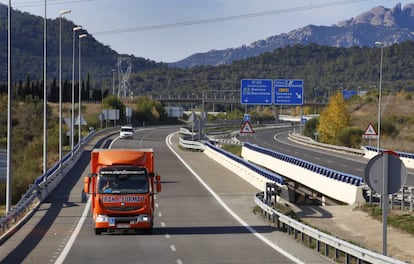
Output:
[{"left": 98, "top": 168, "right": 148, "bottom": 194}]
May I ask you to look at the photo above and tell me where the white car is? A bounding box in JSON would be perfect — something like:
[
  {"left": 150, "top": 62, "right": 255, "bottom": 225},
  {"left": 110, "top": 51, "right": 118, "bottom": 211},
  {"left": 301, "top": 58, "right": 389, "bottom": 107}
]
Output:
[{"left": 119, "top": 126, "right": 134, "bottom": 139}]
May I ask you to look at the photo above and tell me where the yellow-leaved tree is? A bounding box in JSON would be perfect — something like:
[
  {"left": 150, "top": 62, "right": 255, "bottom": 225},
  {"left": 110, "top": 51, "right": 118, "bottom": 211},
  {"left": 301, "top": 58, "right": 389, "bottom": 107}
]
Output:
[{"left": 317, "top": 91, "right": 351, "bottom": 144}]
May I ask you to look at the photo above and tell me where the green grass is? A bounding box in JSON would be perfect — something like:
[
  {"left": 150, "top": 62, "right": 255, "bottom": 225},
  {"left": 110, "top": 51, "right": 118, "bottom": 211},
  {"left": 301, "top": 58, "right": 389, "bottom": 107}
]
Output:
[{"left": 221, "top": 145, "right": 241, "bottom": 156}]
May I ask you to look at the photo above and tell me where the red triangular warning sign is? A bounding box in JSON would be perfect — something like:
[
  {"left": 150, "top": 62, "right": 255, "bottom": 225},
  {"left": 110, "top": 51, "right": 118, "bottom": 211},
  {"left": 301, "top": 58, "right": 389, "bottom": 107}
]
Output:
[
  {"left": 363, "top": 122, "right": 377, "bottom": 136},
  {"left": 240, "top": 121, "right": 254, "bottom": 134},
  {"left": 363, "top": 122, "right": 378, "bottom": 139}
]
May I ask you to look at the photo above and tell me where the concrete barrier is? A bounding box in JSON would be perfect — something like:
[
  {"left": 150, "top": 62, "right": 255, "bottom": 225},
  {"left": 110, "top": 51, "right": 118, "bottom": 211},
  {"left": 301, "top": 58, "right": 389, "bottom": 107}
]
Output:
[{"left": 203, "top": 142, "right": 284, "bottom": 191}]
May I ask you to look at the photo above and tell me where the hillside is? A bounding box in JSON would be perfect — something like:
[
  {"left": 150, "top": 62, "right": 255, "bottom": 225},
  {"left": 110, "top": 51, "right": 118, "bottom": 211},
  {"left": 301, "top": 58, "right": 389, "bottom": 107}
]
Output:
[
  {"left": 348, "top": 90, "right": 414, "bottom": 152},
  {"left": 0, "top": 3, "right": 163, "bottom": 83},
  {"left": 130, "top": 42, "right": 414, "bottom": 102}
]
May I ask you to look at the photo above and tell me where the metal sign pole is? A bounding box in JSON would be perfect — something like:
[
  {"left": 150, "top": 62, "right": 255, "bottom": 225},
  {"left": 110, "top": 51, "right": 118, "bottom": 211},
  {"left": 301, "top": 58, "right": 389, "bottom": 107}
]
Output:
[{"left": 382, "top": 152, "right": 389, "bottom": 256}]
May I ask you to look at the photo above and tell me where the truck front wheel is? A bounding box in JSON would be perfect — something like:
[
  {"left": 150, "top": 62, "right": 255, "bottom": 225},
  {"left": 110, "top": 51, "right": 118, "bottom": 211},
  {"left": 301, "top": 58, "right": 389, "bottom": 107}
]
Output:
[{"left": 95, "top": 228, "right": 104, "bottom": 235}]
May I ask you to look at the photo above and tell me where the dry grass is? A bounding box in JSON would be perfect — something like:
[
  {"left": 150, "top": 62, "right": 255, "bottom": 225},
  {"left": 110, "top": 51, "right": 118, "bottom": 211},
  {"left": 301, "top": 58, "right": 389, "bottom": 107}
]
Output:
[{"left": 348, "top": 91, "right": 414, "bottom": 152}]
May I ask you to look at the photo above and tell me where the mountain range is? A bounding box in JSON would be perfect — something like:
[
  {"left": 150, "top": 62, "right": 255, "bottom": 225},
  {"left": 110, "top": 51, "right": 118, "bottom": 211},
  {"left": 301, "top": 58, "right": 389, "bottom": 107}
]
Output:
[
  {"left": 1, "top": 3, "right": 414, "bottom": 83},
  {"left": 170, "top": 2, "right": 414, "bottom": 68}
]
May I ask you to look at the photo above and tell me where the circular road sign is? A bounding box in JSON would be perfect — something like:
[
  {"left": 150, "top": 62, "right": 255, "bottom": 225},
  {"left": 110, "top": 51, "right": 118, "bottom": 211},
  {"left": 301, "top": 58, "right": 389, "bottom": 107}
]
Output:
[{"left": 364, "top": 151, "right": 407, "bottom": 194}]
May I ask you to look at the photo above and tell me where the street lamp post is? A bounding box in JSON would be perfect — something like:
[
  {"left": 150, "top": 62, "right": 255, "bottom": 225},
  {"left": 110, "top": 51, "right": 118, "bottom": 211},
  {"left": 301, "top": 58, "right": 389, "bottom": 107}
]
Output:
[
  {"left": 58, "top": 9, "right": 71, "bottom": 166},
  {"left": 375, "top": 41, "right": 384, "bottom": 153},
  {"left": 43, "top": 0, "right": 47, "bottom": 175},
  {"left": 71, "top": 26, "right": 82, "bottom": 154},
  {"left": 6, "top": 0, "right": 12, "bottom": 213},
  {"left": 78, "top": 34, "right": 87, "bottom": 144}
]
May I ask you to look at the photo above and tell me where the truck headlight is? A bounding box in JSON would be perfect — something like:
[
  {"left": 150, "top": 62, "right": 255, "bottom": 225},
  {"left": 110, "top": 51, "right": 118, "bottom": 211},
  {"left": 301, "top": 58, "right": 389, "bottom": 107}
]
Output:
[
  {"left": 96, "top": 215, "right": 109, "bottom": 223},
  {"left": 137, "top": 215, "right": 150, "bottom": 222}
]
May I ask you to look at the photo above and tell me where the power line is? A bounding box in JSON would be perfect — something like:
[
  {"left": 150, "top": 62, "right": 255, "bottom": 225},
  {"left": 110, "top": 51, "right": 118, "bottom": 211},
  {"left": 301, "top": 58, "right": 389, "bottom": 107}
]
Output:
[{"left": 93, "top": 0, "right": 373, "bottom": 35}]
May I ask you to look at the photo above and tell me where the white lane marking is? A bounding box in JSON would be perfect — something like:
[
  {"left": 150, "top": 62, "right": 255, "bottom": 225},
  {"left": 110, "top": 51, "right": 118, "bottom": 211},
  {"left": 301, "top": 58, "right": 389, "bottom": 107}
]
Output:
[
  {"left": 158, "top": 212, "right": 162, "bottom": 217},
  {"left": 55, "top": 195, "right": 92, "bottom": 264},
  {"left": 170, "top": 245, "right": 177, "bottom": 252},
  {"left": 176, "top": 260, "right": 183, "bottom": 264},
  {"left": 161, "top": 221, "right": 166, "bottom": 227},
  {"left": 165, "top": 132, "right": 305, "bottom": 264}
]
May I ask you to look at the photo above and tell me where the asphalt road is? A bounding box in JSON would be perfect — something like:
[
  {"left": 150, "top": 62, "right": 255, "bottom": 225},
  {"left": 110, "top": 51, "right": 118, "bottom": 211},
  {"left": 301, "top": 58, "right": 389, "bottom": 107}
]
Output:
[{"left": 0, "top": 127, "right": 329, "bottom": 264}]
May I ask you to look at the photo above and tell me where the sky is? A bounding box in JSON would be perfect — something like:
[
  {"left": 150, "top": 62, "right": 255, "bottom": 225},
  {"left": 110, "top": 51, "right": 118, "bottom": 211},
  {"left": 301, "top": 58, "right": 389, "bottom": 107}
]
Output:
[{"left": 1, "top": 0, "right": 413, "bottom": 63}]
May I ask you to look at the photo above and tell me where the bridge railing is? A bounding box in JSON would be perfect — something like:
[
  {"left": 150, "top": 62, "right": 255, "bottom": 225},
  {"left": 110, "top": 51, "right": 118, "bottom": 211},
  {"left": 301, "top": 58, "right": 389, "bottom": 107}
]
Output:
[{"left": 241, "top": 142, "right": 365, "bottom": 205}]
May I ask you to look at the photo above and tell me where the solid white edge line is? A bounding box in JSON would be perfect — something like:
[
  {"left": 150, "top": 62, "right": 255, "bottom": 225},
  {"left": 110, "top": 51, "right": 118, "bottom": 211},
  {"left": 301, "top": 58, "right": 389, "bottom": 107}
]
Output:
[
  {"left": 55, "top": 195, "right": 92, "bottom": 264},
  {"left": 165, "top": 132, "right": 305, "bottom": 264}
]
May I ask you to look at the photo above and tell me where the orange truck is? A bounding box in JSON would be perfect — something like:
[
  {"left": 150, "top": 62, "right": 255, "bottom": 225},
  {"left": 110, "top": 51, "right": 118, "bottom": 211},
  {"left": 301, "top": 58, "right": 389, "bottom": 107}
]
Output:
[{"left": 84, "top": 148, "right": 161, "bottom": 235}]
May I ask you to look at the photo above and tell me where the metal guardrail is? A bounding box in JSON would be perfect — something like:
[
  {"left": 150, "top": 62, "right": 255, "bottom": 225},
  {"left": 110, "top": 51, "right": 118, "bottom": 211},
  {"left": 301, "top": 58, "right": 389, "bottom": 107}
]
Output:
[
  {"left": 255, "top": 194, "right": 406, "bottom": 264},
  {"left": 289, "top": 132, "right": 366, "bottom": 156},
  {"left": 0, "top": 127, "right": 118, "bottom": 244},
  {"left": 364, "top": 145, "right": 414, "bottom": 159},
  {"left": 179, "top": 137, "right": 205, "bottom": 151}
]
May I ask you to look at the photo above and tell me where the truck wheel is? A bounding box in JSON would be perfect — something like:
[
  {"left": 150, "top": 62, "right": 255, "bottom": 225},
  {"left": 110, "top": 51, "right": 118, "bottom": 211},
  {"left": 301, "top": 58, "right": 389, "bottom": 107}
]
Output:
[
  {"left": 95, "top": 228, "right": 104, "bottom": 235},
  {"left": 142, "top": 227, "right": 153, "bottom": 235}
]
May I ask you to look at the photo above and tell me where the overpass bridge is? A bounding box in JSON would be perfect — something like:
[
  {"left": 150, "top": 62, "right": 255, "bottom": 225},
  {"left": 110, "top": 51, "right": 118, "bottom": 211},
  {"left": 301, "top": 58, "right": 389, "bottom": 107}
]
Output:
[{"left": 153, "top": 94, "right": 327, "bottom": 106}]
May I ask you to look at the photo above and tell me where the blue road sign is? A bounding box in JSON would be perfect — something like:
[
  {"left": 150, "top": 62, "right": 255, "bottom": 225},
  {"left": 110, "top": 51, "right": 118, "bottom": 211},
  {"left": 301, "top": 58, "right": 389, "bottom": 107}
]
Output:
[
  {"left": 240, "top": 79, "right": 272, "bottom": 105},
  {"left": 342, "top": 90, "right": 357, "bottom": 100},
  {"left": 274, "top": 79, "right": 303, "bottom": 105}
]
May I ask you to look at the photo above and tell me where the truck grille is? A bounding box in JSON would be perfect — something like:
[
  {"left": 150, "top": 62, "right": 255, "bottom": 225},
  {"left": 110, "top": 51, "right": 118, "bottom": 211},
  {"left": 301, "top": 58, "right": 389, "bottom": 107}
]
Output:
[{"left": 104, "top": 206, "right": 143, "bottom": 211}]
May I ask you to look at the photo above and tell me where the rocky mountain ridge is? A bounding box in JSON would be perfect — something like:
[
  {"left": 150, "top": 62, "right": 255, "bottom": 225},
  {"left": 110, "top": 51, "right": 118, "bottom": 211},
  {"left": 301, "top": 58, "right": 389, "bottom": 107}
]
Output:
[{"left": 170, "top": 2, "right": 414, "bottom": 68}]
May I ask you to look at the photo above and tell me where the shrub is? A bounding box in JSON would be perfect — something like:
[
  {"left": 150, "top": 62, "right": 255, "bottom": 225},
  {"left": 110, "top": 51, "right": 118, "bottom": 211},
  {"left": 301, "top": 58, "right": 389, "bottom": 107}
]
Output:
[{"left": 337, "top": 126, "right": 364, "bottom": 148}]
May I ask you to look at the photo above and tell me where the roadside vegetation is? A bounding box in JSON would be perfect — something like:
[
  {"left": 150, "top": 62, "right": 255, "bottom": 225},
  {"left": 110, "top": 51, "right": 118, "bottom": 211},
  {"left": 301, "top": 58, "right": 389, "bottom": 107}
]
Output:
[{"left": 359, "top": 204, "right": 414, "bottom": 236}]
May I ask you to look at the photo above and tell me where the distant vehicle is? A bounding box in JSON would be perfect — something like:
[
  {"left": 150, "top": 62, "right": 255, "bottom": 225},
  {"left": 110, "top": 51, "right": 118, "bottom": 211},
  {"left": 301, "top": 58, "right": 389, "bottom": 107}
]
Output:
[{"left": 119, "top": 126, "right": 134, "bottom": 139}]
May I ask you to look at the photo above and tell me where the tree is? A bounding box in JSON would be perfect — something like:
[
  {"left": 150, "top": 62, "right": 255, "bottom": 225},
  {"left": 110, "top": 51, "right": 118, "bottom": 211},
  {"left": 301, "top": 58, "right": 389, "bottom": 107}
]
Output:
[
  {"left": 303, "top": 117, "right": 319, "bottom": 139},
  {"left": 133, "top": 96, "right": 166, "bottom": 125},
  {"left": 317, "top": 91, "right": 351, "bottom": 144},
  {"left": 49, "top": 78, "right": 58, "bottom": 102}
]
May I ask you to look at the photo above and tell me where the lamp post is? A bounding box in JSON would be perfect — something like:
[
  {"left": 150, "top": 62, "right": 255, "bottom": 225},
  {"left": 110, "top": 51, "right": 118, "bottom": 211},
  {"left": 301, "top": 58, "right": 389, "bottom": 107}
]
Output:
[
  {"left": 58, "top": 9, "right": 71, "bottom": 166},
  {"left": 6, "top": 0, "right": 12, "bottom": 213},
  {"left": 78, "top": 34, "right": 87, "bottom": 144},
  {"left": 71, "top": 26, "right": 82, "bottom": 154},
  {"left": 43, "top": 0, "right": 47, "bottom": 175},
  {"left": 375, "top": 41, "right": 384, "bottom": 153}
]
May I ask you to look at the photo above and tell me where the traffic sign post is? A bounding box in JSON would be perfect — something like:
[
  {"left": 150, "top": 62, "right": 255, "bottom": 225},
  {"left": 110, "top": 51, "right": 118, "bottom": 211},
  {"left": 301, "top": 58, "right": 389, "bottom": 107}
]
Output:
[
  {"left": 240, "top": 79, "right": 272, "bottom": 105},
  {"left": 365, "top": 151, "right": 407, "bottom": 256},
  {"left": 274, "top": 79, "right": 304, "bottom": 105}
]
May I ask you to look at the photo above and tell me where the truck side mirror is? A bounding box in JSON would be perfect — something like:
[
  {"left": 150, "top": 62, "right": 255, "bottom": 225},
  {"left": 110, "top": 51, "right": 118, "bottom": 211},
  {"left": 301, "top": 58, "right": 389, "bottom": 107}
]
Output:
[
  {"left": 155, "top": 175, "right": 161, "bottom": 193},
  {"left": 84, "top": 176, "right": 91, "bottom": 194},
  {"left": 84, "top": 173, "right": 97, "bottom": 194}
]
